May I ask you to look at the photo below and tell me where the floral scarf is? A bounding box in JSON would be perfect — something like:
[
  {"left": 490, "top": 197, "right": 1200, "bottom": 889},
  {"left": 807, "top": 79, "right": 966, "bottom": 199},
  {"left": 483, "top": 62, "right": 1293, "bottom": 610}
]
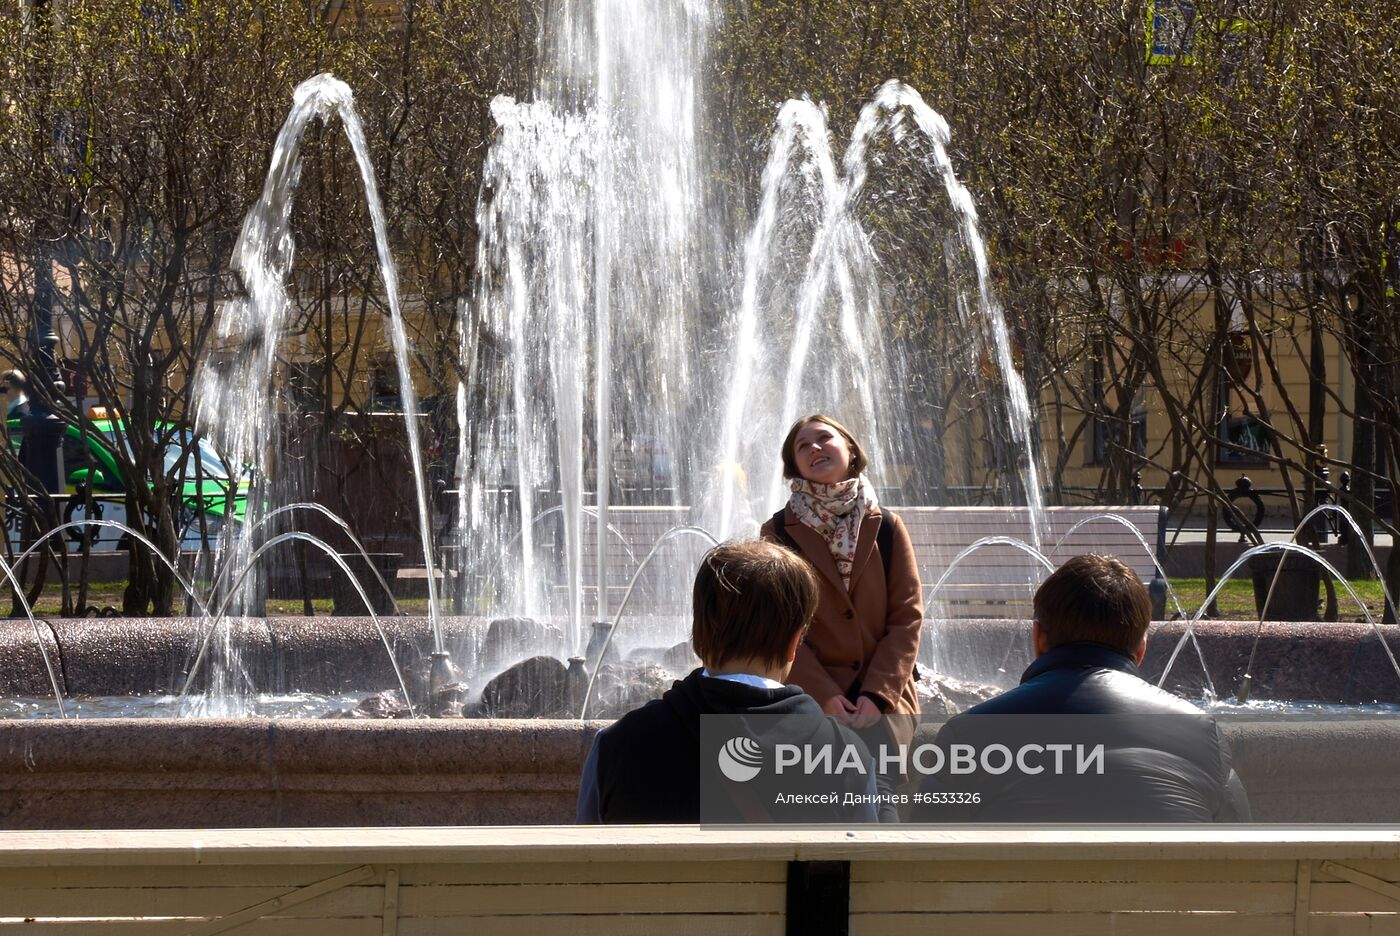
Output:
[{"left": 788, "top": 476, "right": 878, "bottom": 590}]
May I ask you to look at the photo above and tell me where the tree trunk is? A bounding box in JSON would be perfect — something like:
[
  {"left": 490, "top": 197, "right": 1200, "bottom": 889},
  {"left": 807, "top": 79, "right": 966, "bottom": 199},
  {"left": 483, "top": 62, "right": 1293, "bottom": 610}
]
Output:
[
  {"left": 1346, "top": 292, "right": 1378, "bottom": 580},
  {"left": 1347, "top": 389, "right": 1377, "bottom": 579}
]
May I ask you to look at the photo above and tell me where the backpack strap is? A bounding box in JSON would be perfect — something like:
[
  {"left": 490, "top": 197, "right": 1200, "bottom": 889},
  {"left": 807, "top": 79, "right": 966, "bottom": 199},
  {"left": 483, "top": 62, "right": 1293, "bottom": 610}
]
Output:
[
  {"left": 876, "top": 509, "right": 895, "bottom": 579},
  {"left": 772, "top": 507, "right": 896, "bottom": 579}
]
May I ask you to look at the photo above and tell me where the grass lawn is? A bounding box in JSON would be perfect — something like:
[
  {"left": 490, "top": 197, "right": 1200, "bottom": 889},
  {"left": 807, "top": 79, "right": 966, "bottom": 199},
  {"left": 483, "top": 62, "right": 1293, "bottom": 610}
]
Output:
[
  {"left": 15, "top": 583, "right": 436, "bottom": 617},
  {"left": 1166, "top": 577, "right": 1392, "bottom": 622},
  {"left": 10, "top": 577, "right": 1394, "bottom": 622}
]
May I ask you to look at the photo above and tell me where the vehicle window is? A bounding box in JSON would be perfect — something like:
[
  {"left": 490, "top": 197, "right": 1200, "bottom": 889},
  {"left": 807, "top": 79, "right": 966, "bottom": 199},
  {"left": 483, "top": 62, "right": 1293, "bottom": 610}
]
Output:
[
  {"left": 164, "top": 432, "right": 230, "bottom": 480},
  {"left": 101, "top": 428, "right": 231, "bottom": 480}
]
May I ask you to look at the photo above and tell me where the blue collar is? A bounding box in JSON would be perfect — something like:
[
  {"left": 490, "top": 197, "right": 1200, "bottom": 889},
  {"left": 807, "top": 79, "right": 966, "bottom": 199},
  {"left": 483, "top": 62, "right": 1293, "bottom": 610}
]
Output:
[
  {"left": 1022, "top": 642, "right": 1141, "bottom": 683},
  {"left": 701, "top": 668, "right": 787, "bottom": 690}
]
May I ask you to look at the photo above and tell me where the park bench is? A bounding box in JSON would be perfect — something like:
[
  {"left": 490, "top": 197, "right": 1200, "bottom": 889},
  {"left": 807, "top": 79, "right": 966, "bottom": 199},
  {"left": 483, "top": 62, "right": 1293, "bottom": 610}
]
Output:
[
  {"left": 575, "top": 504, "right": 692, "bottom": 609},
  {"left": 571, "top": 504, "right": 1168, "bottom": 620},
  {"left": 901, "top": 505, "right": 1169, "bottom": 620},
  {"left": 1, "top": 826, "right": 1395, "bottom": 934}
]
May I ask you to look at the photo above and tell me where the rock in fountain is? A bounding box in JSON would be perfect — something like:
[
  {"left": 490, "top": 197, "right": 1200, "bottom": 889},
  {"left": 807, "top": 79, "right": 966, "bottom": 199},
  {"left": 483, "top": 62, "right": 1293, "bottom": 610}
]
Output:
[
  {"left": 915, "top": 671, "right": 1001, "bottom": 715},
  {"left": 481, "top": 617, "right": 566, "bottom": 671}
]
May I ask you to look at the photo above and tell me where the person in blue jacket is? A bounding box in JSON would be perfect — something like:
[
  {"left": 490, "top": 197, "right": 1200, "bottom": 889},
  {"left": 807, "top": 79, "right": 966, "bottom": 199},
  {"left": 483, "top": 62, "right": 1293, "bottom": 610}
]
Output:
[{"left": 577, "top": 540, "right": 878, "bottom": 823}]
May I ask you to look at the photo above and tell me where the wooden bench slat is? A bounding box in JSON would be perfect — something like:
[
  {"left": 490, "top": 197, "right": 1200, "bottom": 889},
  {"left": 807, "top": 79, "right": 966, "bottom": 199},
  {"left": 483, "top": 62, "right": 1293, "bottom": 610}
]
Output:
[
  {"left": 852, "top": 880, "right": 1296, "bottom": 913},
  {"left": 852, "top": 858, "right": 1299, "bottom": 883},
  {"left": 849, "top": 911, "right": 1300, "bottom": 936}
]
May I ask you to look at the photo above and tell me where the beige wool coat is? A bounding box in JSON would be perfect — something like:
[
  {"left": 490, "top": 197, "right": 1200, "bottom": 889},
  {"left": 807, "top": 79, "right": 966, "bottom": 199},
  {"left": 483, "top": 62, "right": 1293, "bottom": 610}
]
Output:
[{"left": 762, "top": 503, "right": 923, "bottom": 745}]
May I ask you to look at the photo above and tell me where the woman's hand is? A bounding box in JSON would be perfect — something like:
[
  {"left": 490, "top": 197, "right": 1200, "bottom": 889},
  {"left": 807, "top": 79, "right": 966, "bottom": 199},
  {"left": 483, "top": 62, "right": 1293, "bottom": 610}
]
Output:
[
  {"left": 850, "top": 695, "right": 882, "bottom": 729},
  {"left": 823, "top": 694, "right": 857, "bottom": 724}
]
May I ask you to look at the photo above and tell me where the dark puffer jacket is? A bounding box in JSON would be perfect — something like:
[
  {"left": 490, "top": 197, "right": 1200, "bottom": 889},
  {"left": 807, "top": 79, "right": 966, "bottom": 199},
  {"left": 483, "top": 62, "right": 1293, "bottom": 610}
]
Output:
[{"left": 913, "top": 642, "right": 1250, "bottom": 822}]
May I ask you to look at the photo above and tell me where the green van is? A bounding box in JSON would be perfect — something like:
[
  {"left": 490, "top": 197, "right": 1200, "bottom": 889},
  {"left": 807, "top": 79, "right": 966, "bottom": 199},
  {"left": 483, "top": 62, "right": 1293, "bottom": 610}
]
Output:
[{"left": 5, "top": 415, "right": 248, "bottom": 551}]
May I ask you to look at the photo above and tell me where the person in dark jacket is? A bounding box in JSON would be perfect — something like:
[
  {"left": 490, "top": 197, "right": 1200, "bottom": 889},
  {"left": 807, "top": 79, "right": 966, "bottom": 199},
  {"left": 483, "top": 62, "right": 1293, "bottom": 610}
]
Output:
[
  {"left": 0, "top": 370, "right": 29, "bottom": 421},
  {"left": 914, "top": 553, "right": 1250, "bottom": 822},
  {"left": 576, "top": 540, "right": 878, "bottom": 823}
]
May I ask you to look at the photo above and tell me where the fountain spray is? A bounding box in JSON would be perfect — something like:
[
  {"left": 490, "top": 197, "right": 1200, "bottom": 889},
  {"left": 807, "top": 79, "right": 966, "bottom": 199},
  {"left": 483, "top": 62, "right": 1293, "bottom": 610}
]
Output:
[{"left": 199, "top": 74, "right": 451, "bottom": 697}]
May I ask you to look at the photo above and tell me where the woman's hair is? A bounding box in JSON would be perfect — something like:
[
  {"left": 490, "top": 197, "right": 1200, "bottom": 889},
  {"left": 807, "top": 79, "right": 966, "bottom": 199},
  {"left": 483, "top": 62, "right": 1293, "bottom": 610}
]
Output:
[
  {"left": 780, "top": 413, "right": 868, "bottom": 480},
  {"left": 692, "top": 540, "right": 818, "bottom": 670}
]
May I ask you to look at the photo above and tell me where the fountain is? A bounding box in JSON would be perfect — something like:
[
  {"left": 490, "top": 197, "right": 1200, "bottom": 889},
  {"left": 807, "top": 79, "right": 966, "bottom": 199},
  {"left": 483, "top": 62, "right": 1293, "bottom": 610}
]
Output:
[{"left": 1, "top": 0, "right": 1400, "bottom": 829}]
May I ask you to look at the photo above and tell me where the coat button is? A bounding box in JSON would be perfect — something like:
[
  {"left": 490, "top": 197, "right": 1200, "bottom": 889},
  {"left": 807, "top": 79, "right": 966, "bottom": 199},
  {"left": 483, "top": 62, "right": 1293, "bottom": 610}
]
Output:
[{"left": 844, "top": 610, "right": 854, "bottom": 620}]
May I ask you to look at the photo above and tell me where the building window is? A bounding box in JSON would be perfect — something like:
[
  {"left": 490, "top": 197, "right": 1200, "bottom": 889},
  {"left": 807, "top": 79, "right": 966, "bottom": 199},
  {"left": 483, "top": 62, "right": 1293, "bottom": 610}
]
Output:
[
  {"left": 1086, "top": 338, "right": 1147, "bottom": 466},
  {"left": 1218, "top": 412, "right": 1271, "bottom": 464},
  {"left": 1092, "top": 409, "right": 1148, "bottom": 466},
  {"left": 368, "top": 355, "right": 401, "bottom": 412},
  {"left": 286, "top": 360, "right": 326, "bottom": 410},
  {"left": 1216, "top": 367, "right": 1271, "bottom": 465},
  {"left": 1216, "top": 313, "right": 1272, "bottom": 466}
]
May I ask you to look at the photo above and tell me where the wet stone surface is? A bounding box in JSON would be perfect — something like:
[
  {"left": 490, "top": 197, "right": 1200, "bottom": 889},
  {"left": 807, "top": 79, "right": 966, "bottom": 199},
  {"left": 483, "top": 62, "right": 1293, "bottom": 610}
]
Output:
[
  {"left": 915, "top": 671, "right": 1001, "bottom": 715},
  {"left": 430, "top": 682, "right": 470, "bottom": 717},
  {"left": 586, "top": 661, "right": 675, "bottom": 720},
  {"left": 478, "top": 655, "right": 576, "bottom": 718},
  {"left": 482, "top": 617, "right": 565, "bottom": 671},
  {"left": 322, "top": 690, "right": 414, "bottom": 719},
  {"left": 624, "top": 640, "right": 700, "bottom": 674}
]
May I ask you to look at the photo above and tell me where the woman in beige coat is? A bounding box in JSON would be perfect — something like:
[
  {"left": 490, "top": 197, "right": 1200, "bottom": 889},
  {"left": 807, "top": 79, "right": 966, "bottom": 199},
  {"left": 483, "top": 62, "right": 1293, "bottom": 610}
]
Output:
[{"left": 761, "top": 415, "right": 922, "bottom": 816}]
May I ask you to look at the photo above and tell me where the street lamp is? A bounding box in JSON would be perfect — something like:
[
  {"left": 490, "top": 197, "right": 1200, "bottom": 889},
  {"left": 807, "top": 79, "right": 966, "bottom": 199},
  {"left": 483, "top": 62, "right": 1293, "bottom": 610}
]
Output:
[
  {"left": 20, "top": 0, "right": 66, "bottom": 497},
  {"left": 21, "top": 257, "right": 66, "bottom": 495}
]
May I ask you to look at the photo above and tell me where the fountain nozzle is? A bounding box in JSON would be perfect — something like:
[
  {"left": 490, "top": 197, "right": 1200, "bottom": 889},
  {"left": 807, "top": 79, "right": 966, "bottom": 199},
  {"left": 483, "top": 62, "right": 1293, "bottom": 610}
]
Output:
[{"left": 429, "top": 651, "right": 455, "bottom": 696}]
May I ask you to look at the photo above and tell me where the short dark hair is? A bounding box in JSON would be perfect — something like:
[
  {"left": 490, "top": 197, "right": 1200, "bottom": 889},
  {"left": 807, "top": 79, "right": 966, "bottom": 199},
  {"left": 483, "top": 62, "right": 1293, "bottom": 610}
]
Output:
[
  {"left": 692, "top": 540, "right": 818, "bottom": 670},
  {"left": 780, "top": 413, "right": 869, "bottom": 480},
  {"left": 1033, "top": 554, "right": 1152, "bottom": 656}
]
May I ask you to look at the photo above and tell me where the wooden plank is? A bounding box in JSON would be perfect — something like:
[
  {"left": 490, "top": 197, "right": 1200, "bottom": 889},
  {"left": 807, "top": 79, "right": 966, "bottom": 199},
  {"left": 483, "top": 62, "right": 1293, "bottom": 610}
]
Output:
[
  {"left": 395, "top": 860, "right": 788, "bottom": 886},
  {"left": 0, "top": 886, "right": 376, "bottom": 918},
  {"left": 1319, "top": 861, "right": 1400, "bottom": 905},
  {"left": 849, "top": 911, "right": 1296, "bottom": 936},
  {"left": 925, "top": 582, "right": 1040, "bottom": 593},
  {"left": 851, "top": 880, "right": 1294, "bottom": 913},
  {"left": 0, "top": 923, "right": 381, "bottom": 936},
  {"left": 8, "top": 903, "right": 1382, "bottom": 936},
  {"left": 852, "top": 859, "right": 1299, "bottom": 883},
  {"left": 0, "top": 861, "right": 788, "bottom": 890},
  {"left": 2, "top": 827, "right": 1400, "bottom": 868},
  {"left": 913, "top": 546, "right": 1158, "bottom": 561},
  {"left": 393, "top": 916, "right": 782, "bottom": 936},
  {"left": 0, "top": 907, "right": 782, "bottom": 933},
  {"left": 1319, "top": 861, "right": 1400, "bottom": 882},
  {"left": 1295, "top": 860, "right": 1311, "bottom": 936},
  {"left": 0, "top": 868, "right": 357, "bottom": 889},
  {"left": 1309, "top": 880, "right": 1400, "bottom": 912},
  {"left": 905, "top": 531, "right": 1158, "bottom": 542},
  {"left": 186, "top": 865, "right": 376, "bottom": 936},
  {"left": 0, "top": 883, "right": 781, "bottom": 926},
  {"left": 911, "top": 537, "right": 1153, "bottom": 550},
  {"left": 381, "top": 867, "right": 399, "bottom": 936},
  {"left": 906, "top": 528, "right": 1157, "bottom": 540},
  {"left": 396, "top": 882, "right": 783, "bottom": 916}
]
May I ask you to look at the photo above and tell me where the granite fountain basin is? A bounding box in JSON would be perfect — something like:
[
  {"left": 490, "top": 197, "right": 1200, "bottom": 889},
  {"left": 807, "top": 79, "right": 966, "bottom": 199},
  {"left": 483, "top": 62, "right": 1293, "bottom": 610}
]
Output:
[{"left": 1, "top": 616, "right": 1399, "bottom": 827}]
